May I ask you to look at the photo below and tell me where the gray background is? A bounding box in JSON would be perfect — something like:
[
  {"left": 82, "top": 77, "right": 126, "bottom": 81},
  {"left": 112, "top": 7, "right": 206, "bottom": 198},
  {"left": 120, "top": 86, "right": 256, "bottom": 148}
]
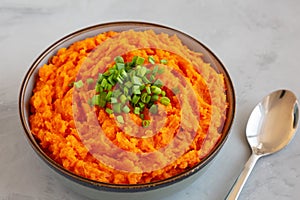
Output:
[{"left": 1, "top": 0, "right": 300, "bottom": 199}]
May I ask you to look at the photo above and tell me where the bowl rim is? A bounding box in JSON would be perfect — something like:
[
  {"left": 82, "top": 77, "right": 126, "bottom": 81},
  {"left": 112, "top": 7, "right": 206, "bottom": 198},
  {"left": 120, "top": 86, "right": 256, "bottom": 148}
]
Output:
[{"left": 19, "top": 21, "right": 236, "bottom": 192}]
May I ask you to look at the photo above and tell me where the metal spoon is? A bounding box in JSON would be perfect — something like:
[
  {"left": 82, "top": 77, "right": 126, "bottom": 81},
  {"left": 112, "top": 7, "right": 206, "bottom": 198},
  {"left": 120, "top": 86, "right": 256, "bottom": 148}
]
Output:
[{"left": 226, "top": 89, "right": 299, "bottom": 200}]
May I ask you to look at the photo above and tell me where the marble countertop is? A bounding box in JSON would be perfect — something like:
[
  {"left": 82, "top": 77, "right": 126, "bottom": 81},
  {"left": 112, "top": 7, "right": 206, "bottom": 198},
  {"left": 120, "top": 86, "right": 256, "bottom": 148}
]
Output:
[{"left": 1, "top": 0, "right": 300, "bottom": 199}]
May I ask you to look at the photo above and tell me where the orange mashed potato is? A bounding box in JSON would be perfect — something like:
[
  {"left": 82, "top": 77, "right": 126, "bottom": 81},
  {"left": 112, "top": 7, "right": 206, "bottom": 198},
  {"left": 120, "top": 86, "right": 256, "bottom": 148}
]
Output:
[{"left": 29, "top": 30, "right": 227, "bottom": 184}]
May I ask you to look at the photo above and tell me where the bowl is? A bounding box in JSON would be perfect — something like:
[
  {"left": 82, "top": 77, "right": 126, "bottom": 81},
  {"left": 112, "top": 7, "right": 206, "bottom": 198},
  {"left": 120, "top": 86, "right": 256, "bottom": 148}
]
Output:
[{"left": 19, "top": 21, "right": 235, "bottom": 200}]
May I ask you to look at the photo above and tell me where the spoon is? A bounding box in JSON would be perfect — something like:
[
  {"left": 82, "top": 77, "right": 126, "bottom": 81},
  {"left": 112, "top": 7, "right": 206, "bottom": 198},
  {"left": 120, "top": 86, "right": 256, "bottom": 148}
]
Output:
[{"left": 226, "top": 89, "right": 299, "bottom": 200}]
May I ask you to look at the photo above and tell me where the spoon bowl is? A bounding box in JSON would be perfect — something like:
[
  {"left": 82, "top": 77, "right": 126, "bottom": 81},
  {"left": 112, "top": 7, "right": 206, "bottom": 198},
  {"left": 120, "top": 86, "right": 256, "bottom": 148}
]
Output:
[
  {"left": 247, "top": 90, "right": 299, "bottom": 155},
  {"left": 226, "top": 89, "right": 299, "bottom": 200}
]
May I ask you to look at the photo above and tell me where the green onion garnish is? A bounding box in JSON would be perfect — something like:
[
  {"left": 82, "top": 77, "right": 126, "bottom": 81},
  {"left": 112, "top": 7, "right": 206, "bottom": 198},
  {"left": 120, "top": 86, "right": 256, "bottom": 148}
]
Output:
[
  {"left": 151, "top": 86, "right": 162, "bottom": 94},
  {"left": 105, "top": 108, "right": 113, "bottom": 115},
  {"left": 153, "top": 79, "right": 163, "bottom": 88},
  {"left": 148, "top": 56, "right": 155, "bottom": 64},
  {"left": 151, "top": 94, "right": 159, "bottom": 102},
  {"left": 132, "top": 95, "right": 140, "bottom": 105},
  {"left": 152, "top": 66, "right": 159, "bottom": 75},
  {"left": 134, "top": 107, "right": 140, "bottom": 115},
  {"left": 142, "top": 120, "right": 150, "bottom": 127},
  {"left": 120, "top": 94, "right": 127, "bottom": 104},
  {"left": 87, "top": 55, "right": 171, "bottom": 127},
  {"left": 160, "top": 97, "right": 170, "bottom": 106},
  {"left": 122, "top": 105, "right": 130, "bottom": 113},
  {"left": 116, "top": 115, "right": 124, "bottom": 123},
  {"left": 149, "top": 104, "right": 158, "bottom": 114},
  {"left": 135, "top": 56, "right": 145, "bottom": 65},
  {"left": 132, "top": 85, "right": 141, "bottom": 95},
  {"left": 99, "top": 92, "right": 107, "bottom": 107},
  {"left": 91, "top": 94, "right": 100, "bottom": 106},
  {"left": 74, "top": 80, "right": 84, "bottom": 89},
  {"left": 160, "top": 59, "right": 168, "bottom": 64},
  {"left": 110, "top": 97, "right": 118, "bottom": 104},
  {"left": 112, "top": 103, "right": 121, "bottom": 113},
  {"left": 114, "top": 56, "right": 124, "bottom": 63},
  {"left": 86, "top": 78, "right": 94, "bottom": 85}
]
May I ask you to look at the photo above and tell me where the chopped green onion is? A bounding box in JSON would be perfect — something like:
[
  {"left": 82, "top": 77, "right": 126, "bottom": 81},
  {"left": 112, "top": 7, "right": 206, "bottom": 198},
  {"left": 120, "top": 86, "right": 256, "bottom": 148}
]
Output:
[
  {"left": 132, "top": 85, "right": 141, "bottom": 94},
  {"left": 149, "top": 74, "right": 155, "bottom": 82},
  {"left": 140, "top": 114, "right": 145, "bottom": 120},
  {"left": 145, "top": 68, "right": 152, "bottom": 75},
  {"left": 131, "top": 56, "right": 138, "bottom": 65},
  {"left": 97, "top": 73, "right": 104, "bottom": 83},
  {"left": 141, "top": 93, "right": 148, "bottom": 103},
  {"left": 112, "top": 89, "right": 122, "bottom": 98},
  {"left": 122, "top": 105, "right": 130, "bottom": 113},
  {"left": 153, "top": 79, "right": 163, "bottom": 88},
  {"left": 109, "top": 67, "right": 117, "bottom": 73},
  {"left": 145, "top": 85, "right": 151, "bottom": 94},
  {"left": 100, "top": 78, "right": 108, "bottom": 88},
  {"left": 135, "top": 65, "right": 141, "bottom": 70},
  {"left": 103, "top": 70, "right": 112, "bottom": 77},
  {"left": 86, "top": 78, "right": 94, "bottom": 85},
  {"left": 120, "top": 94, "right": 127, "bottom": 104},
  {"left": 120, "top": 69, "right": 128, "bottom": 78},
  {"left": 74, "top": 80, "right": 84, "bottom": 89},
  {"left": 113, "top": 103, "right": 121, "bottom": 113},
  {"left": 88, "top": 55, "right": 171, "bottom": 127},
  {"left": 139, "top": 85, "right": 145, "bottom": 91},
  {"left": 142, "top": 76, "right": 150, "bottom": 84},
  {"left": 111, "top": 65, "right": 117, "bottom": 70},
  {"left": 160, "top": 59, "right": 168, "bottom": 64},
  {"left": 151, "top": 86, "right": 162, "bottom": 94},
  {"left": 107, "top": 75, "right": 115, "bottom": 85},
  {"left": 152, "top": 65, "right": 159, "bottom": 75},
  {"left": 105, "top": 91, "right": 112, "bottom": 101},
  {"left": 149, "top": 104, "right": 158, "bottom": 114},
  {"left": 91, "top": 94, "right": 100, "bottom": 106},
  {"left": 142, "top": 120, "right": 150, "bottom": 127},
  {"left": 151, "top": 94, "right": 159, "bottom": 102},
  {"left": 137, "top": 66, "right": 147, "bottom": 77},
  {"left": 95, "top": 84, "right": 103, "bottom": 93},
  {"left": 160, "top": 97, "right": 170, "bottom": 106},
  {"left": 105, "top": 83, "right": 112, "bottom": 91},
  {"left": 135, "top": 56, "right": 145, "bottom": 65},
  {"left": 124, "top": 81, "right": 133, "bottom": 88},
  {"left": 132, "top": 76, "right": 142, "bottom": 85},
  {"left": 114, "top": 56, "right": 124, "bottom": 63},
  {"left": 87, "top": 98, "right": 93, "bottom": 106},
  {"left": 157, "top": 67, "right": 164, "bottom": 74},
  {"left": 132, "top": 95, "right": 140, "bottom": 104},
  {"left": 138, "top": 102, "right": 145, "bottom": 110},
  {"left": 105, "top": 108, "right": 113, "bottom": 115},
  {"left": 99, "top": 92, "right": 107, "bottom": 107},
  {"left": 116, "top": 115, "right": 124, "bottom": 123},
  {"left": 116, "top": 77, "right": 124, "bottom": 84},
  {"left": 110, "top": 97, "right": 118, "bottom": 104},
  {"left": 123, "top": 87, "right": 129, "bottom": 96},
  {"left": 134, "top": 107, "right": 140, "bottom": 115},
  {"left": 148, "top": 56, "right": 155, "bottom": 64},
  {"left": 145, "top": 95, "right": 151, "bottom": 103}
]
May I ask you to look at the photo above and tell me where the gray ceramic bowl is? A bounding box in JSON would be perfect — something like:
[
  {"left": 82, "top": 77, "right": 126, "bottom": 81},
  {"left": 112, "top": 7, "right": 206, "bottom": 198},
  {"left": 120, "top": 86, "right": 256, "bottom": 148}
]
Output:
[{"left": 19, "top": 21, "right": 235, "bottom": 200}]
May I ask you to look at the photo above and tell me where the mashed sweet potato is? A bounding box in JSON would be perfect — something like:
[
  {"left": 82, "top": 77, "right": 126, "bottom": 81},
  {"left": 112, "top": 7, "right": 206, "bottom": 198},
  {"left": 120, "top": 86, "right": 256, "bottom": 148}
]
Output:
[{"left": 29, "top": 30, "right": 227, "bottom": 184}]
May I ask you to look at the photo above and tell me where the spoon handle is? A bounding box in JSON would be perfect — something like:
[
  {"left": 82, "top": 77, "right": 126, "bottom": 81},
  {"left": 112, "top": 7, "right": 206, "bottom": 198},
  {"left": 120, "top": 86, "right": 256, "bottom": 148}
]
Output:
[{"left": 226, "top": 153, "right": 260, "bottom": 200}]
